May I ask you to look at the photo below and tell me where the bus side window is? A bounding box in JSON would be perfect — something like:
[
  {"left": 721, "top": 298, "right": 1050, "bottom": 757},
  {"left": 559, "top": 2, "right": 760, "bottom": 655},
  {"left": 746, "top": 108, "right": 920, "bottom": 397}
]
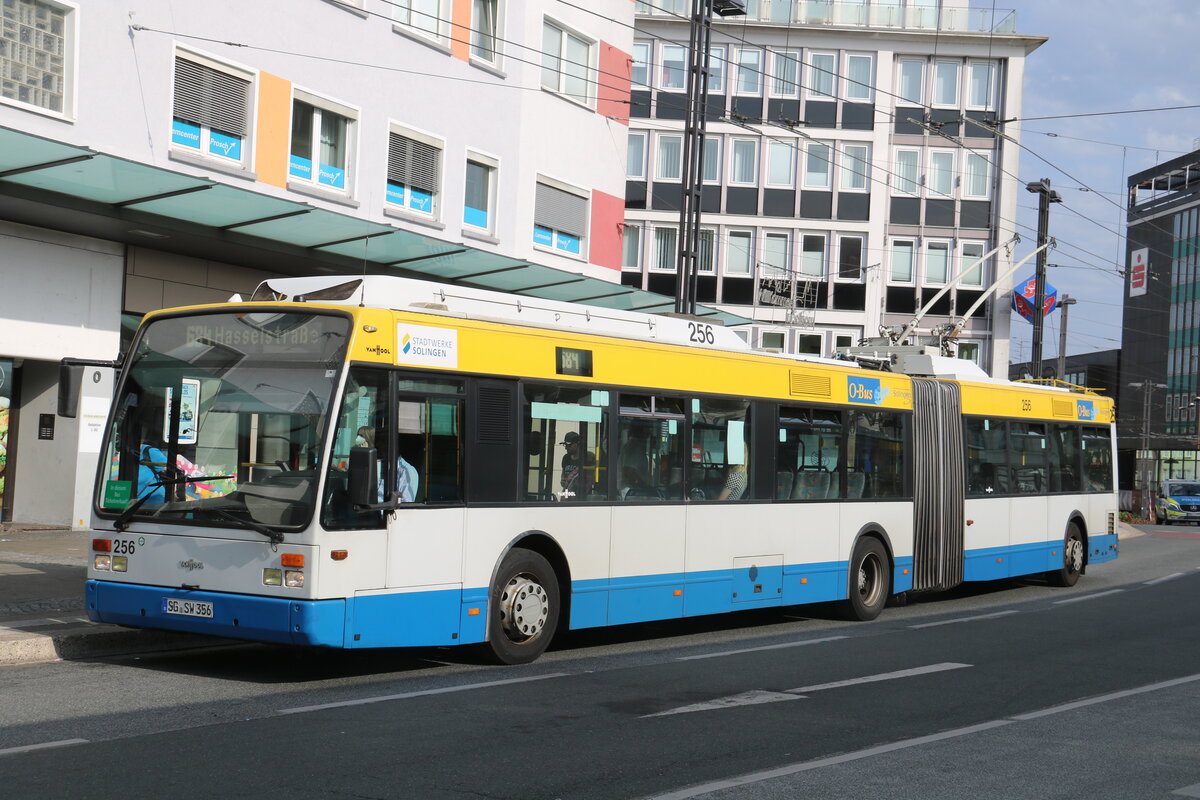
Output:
[
  {"left": 524, "top": 384, "right": 608, "bottom": 502},
  {"left": 321, "top": 368, "right": 391, "bottom": 530},
  {"left": 395, "top": 378, "right": 466, "bottom": 505}
]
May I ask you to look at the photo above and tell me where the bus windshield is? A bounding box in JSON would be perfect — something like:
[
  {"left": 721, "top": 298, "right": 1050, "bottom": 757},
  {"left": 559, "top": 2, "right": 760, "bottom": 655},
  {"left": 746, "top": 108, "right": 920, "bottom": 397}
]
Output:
[{"left": 96, "top": 309, "right": 351, "bottom": 532}]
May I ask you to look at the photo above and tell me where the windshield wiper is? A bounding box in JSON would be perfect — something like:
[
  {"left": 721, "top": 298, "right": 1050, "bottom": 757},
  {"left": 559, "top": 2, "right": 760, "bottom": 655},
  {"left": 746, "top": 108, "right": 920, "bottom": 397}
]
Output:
[
  {"left": 113, "top": 474, "right": 234, "bottom": 532},
  {"left": 214, "top": 508, "right": 285, "bottom": 545}
]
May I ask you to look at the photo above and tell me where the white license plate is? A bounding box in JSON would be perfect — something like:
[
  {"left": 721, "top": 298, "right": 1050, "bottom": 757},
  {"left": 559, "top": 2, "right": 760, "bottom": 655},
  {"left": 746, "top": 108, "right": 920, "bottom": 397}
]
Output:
[{"left": 162, "top": 597, "right": 213, "bottom": 618}]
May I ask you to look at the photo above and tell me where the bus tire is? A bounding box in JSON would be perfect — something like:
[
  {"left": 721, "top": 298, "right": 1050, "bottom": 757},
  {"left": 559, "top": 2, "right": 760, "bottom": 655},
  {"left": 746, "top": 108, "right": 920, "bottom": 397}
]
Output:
[
  {"left": 485, "top": 548, "right": 560, "bottom": 665},
  {"left": 839, "top": 537, "right": 889, "bottom": 621},
  {"left": 1047, "top": 523, "right": 1085, "bottom": 588}
]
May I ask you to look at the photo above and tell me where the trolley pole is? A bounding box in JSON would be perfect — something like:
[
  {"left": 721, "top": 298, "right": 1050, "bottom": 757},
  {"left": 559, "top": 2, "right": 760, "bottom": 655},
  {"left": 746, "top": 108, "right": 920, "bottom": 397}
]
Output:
[{"left": 1026, "top": 179, "right": 1061, "bottom": 379}]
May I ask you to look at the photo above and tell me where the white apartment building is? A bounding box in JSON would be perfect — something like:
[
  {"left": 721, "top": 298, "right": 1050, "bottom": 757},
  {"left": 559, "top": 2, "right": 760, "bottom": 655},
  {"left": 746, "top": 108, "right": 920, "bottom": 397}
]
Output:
[
  {"left": 0, "top": 0, "right": 649, "bottom": 525},
  {"left": 623, "top": 0, "right": 1044, "bottom": 369}
]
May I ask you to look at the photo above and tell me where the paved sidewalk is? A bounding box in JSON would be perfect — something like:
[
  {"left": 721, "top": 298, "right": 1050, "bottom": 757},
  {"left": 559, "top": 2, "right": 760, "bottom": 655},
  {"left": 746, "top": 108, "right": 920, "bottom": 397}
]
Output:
[
  {"left": 0, "top": 524, "right": 224, "bottom": 666},
  {"left": 0, "top": 519, "right": 1148, "bottom": 667}
]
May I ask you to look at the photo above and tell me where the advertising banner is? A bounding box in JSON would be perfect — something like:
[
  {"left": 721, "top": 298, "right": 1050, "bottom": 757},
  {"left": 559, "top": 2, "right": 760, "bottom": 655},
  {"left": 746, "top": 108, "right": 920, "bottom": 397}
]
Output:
[{"left": 0, "top": 359, "right": 10, "bottom": 521}]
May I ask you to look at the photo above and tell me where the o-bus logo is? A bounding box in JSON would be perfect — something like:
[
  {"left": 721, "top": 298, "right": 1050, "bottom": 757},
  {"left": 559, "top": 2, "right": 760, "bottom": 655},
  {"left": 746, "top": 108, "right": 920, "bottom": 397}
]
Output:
[
  {"left": 1077, "top": 400, "right": 1096, "bottom": 421},
  {"left": 848, "top": 376, "right": 884, "bottom": 405}
]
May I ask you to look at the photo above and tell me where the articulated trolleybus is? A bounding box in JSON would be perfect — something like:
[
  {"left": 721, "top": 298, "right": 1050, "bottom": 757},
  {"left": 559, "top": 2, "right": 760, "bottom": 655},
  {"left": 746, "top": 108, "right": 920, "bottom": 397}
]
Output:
[{"left": 78, "top": 275, "right": 1118, "bottom": 664}]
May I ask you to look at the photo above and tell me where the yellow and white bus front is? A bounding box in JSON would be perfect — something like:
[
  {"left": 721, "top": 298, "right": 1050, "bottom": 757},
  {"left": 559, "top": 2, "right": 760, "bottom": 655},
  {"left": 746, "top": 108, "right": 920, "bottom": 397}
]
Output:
[{"left": 86, "top": 306, "right": 354, "bottom": 646}]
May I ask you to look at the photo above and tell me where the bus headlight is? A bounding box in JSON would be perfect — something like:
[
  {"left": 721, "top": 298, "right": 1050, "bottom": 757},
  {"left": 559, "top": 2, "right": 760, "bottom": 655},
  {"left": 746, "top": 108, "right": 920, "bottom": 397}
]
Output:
[
  {"left": 284, "top": 570, "right": 305, "bottom": 588},
  {"left": 112, "top": 556, "right": 128, "bottom": 572},
  {"left": 262, "top": 569, "right": 282, "bottom": 586},
  {"left": 94, "top": 555, "right": 111, "bottom": 571}
]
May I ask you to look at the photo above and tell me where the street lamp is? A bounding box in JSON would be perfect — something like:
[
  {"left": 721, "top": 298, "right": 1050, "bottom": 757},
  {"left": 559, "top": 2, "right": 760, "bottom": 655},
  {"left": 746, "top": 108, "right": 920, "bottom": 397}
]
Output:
[
  {"left": 674, "top": 0, "right": 747, "bottom": 315},
  {"left": 1055, "top": 294, "right": 1077, "bottom": 382}
]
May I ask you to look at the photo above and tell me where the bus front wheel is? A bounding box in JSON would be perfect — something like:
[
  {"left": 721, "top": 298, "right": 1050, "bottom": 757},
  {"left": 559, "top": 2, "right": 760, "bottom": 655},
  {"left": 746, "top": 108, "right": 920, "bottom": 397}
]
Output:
[
  {"left": 1047, "top": 524, "right": 1085, "bottom": 588},
  {"left": 485, "top": 548, "right": 560, "bottom": 665},
  {"left": 840, "top": 537, "right": 889, "bottom": 621}
]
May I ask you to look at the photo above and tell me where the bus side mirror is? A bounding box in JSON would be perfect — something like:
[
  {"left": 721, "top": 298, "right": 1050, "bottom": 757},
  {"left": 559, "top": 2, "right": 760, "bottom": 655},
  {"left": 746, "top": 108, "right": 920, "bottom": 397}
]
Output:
[
  {"left": 58, "top": 363, "right": 83, "bottom": 418},
  {"left": 347, "top": 446, "right": 379, "bottom": 507}
]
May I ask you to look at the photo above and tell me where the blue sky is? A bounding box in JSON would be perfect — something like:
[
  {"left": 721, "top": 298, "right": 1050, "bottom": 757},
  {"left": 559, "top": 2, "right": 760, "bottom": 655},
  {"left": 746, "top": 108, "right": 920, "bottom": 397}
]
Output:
[{"left": 1009, "top": 0, "right": 1200, "bottom": 361}]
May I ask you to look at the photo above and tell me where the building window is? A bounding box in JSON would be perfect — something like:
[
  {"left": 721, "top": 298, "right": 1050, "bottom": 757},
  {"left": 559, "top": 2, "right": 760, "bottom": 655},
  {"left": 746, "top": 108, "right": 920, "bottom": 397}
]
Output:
[
  {"left": 656, "top": 134, "right": 683, "bottom": 181},
  {"left": 844, "top": 54, "right": 873, "bottom": 101},
  {"left": 735, "top": 48, "right": 763, "bottom": 95},
  {"left": 627, "top": 131, "right": 647, "bottom": 179},
  {"left": 393, "top": 0, "right": 445, "bottom": 41},
  {"left": 1, "top": 0, "right": 73, "bottom": 115},
  {"left": 890, "top": 239, "right": 915, "bottom": 283},
  {"left": 763, "top": 232, "right": 790, "bottom": 278},
  {"left": 766, "top": 140, "right": 796, "bottom": 187},
  {"left": 807, "top": 52, "right": 835, "bottom": 98},
  {"left": 770, "top": 50, "right": 801, "bottom": 97},
  {"left": 800, "top": 234, "right": 825, "bottom": 277},
  {"left": 928, "top": 149, "right": 955, "bottom": 196},
  {"left": 660, "top": 43, "right": 686, "bottom": 90},
  {"left": 541, "top": 19, "right": 592, "bottom": 105},
  {"left": 697, "top": 228, "right": 717, "bottom": 273},
  {"left": 840, "top": 144, "right": 869, "bottom": 191},
  {"left": 386, "top": 128, "right": 442, "bottom": 217},
  {"left": 533, "top": 178, "right": 587, "bottom": 256},
  {"left": 464, "top": 153, "right": 497, "bottom": 233},
  {"left": 964, "top": 152, "right": 990, "bottom": 198},
  {"left": 967, "top": 62, "right": 995, "bottom": 109},
  {"left": 706, "top": 46, "right": 727, "bottom": 93},
  {"left": 897, "top": 58, "right": 924, "bottom": 104},
  {"left": 631, "top": 42, "right": 651, "bottom": 88},
  {"left": 925, "top": 240, "right": 950, "bottom": 284},
  {"left": 804, "top": 142, "right": 831, "bottom": 189},
  {"left": 653, "top": 226, "right": 677, "bottom": 271},
  {"left": 960, "top": 241, "right": 985, "bottom": 287},
  {"left": 838, "top": 235, "right": 864, "bottom": 280},
  {"left": 289, "top": 93, "right": 355, "bottom": 193},
  {"left": 957, "top": 342, "right": 981, "bottom": 364},
  {"left": 171, "top": 52, "right": 252, "bottom": 168},
  {"left": 470, "top": 0, "right": 499, "bottom": 64},
  {"left": 933, "top": 60, "right": 960, "bottom": 107},
  {"left": 702, "top": 136, "right": 721, "bottom": 182},
  {"left": 894, "top": 148, "right": 919, "bottom": 194},
  {"left": 726, "top": 230, "right": 753, "bottom": 275},
  {"left": 622, "top": 224, "right": 642, "bottom": 270},
  {"left": 730, "top": 138, "right": 758, "bottom": 185},
  {"left": 797, "top": 334, "right": 822, "bottom": 355}
]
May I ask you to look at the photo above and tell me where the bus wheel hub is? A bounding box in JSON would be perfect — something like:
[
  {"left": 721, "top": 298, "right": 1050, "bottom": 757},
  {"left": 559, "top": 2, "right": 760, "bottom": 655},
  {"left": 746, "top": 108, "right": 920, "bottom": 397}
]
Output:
[{"left": 500, "top": 574, "right": 548, "bottom": 641}]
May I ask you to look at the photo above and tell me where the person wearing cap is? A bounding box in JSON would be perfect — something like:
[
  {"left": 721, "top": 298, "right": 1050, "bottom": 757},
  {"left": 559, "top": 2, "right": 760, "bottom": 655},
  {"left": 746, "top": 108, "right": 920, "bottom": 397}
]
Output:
[{"left": 559, "top": 430, "right": 595, "bottom": 500}]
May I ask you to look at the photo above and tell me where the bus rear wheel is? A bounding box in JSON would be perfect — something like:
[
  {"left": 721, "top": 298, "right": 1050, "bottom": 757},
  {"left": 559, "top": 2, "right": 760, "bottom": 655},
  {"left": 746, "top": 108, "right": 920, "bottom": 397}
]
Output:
[
  {"left": 485, "top": 548, "right": 560, "bottom": 665},
  {"left": 840, "top": 537, "right": 889, "bottom": 621},
  {"left": 1047, "top": 524, "right": 1084, "bottom": 588}
]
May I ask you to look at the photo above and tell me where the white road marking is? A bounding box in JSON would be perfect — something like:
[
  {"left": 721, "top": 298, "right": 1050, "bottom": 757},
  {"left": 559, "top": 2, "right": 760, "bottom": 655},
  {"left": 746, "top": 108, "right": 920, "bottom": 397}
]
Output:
[
  {"left": 1145, "top": 572, "right": 1187, "bottom": 586},
  {"left": 676, "top": 635, "right": 846, "bottom": 661},
  {"left": 648, "top": 721, "right": 1013, "bottom": 799},
  {"left": 787, "top": 662, "right": 971, "bottom": 694},
  {"left": 1011, "top": 673, "right": 1200, "bottom": 721},
  {"left": 277, "top": 673, "right": 567, "bottom": 715},
  {"left": 647, "top": 672, "right": 1200, "bottom": 799},
  {"left": 1053, "top": 588, "right": 1125, "bottom": 605},
  {"left": 646, "top": 663, "right": 971, "bottom": 719},
  {"left": 0, "top": 739, "right": 88, "bottom": 757},
  {"left": 909, "top": 610, "right": 1018, "bottom": 629},
  {"left": 644, "top": 690, "right": 800, "bottom": 718}
]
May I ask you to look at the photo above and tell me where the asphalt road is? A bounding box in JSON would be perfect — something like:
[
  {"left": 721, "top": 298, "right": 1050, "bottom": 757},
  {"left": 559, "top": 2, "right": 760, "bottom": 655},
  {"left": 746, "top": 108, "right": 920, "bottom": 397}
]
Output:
[{"left": 1, "top": 529, "right": 1197, "bottom": 800}]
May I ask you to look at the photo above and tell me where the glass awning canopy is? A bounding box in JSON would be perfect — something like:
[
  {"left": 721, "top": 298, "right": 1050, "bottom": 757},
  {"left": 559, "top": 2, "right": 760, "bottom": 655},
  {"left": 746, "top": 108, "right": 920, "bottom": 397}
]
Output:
[{"left": 0, "top": 125, "right": 749, "bottom": 326}]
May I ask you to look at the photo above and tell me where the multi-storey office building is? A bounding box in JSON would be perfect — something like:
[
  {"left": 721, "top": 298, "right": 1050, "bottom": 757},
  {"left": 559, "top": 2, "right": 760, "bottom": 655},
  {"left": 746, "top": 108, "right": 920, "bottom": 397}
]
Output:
[
  {"left": 1121, "top": 149, "right": 1200, "bottom": 489},
  {"left": 0, "top": 0, "right": 653, "bottom": 525},
  {"left": 623, "top": 0, "right": 1043, "bottom": 369}
]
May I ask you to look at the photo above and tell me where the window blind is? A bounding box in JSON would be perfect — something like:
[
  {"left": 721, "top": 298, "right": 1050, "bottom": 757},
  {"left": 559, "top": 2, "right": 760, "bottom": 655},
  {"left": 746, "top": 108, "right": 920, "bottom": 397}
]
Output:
[
  {"left": 173, "top": 56, "right": 249, "bottom": 136},
  {"left": 388, "top": 133, "right": 441, "bottom": 195},
  {"left": 534, "top": 182, "right": 587, "bottom": 237}
]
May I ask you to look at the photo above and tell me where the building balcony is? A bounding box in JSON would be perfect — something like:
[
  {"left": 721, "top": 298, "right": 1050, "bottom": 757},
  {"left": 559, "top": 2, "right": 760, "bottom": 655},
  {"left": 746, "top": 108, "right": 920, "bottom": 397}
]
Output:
[{"left": 635, "top": 0, "right": 1017, "bottom": 35}]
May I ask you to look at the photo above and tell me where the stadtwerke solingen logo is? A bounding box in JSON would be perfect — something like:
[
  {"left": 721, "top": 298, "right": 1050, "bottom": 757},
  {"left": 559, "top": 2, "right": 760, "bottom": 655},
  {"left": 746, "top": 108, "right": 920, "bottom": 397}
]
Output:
[{"left": 394, "top": 323, "right": 458, "bottom": 368}]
